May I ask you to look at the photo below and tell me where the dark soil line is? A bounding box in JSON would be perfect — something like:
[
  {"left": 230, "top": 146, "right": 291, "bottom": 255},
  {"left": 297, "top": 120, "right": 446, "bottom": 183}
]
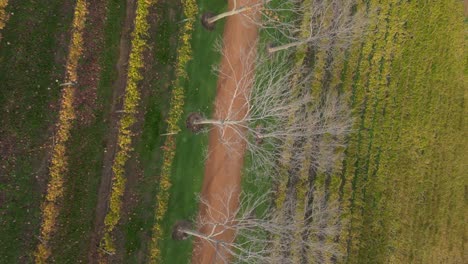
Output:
[
  {"left": 74, "top": 0, "right": 108, "bottom": 126},
  {"left": 87, "top": 0, "right": 136, "bottom": 262}
]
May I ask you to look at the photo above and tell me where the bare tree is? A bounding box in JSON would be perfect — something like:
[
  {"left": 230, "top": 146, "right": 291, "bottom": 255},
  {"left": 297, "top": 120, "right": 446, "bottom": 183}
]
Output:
[
  {"left": 173, "top": 188, "right": 341, "bottom": 263},
  {"left": 201, "top": 0, "right": 365, "bottom": 53},
  {"left": 266, "top": 0, "right": 366, "bottom": 53},
  {"left": 201, "top": 0, "right": 267, "bottom": 30},
  {"left": 186, "top": 44, "right": 352, "bottom": 174}
]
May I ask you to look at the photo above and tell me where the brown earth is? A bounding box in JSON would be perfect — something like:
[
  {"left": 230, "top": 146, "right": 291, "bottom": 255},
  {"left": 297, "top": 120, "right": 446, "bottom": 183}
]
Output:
[
  {"left": 0, "top": 0, "right": 75, "bottom": 192},
  {"left": 191, "top": 0, "right": 260, "bottom": 263},
  {"left": 87, "top": 0, "right": 136, "bottom": 262},
  {"left": 74, "top": 0, "right": 108, "bottom": 126},
  {"left": 0, "top": 2, "right": 75, "bottom": 261},
  {"left": 43, "top": 0, "right": 108, "bottom": 261}
]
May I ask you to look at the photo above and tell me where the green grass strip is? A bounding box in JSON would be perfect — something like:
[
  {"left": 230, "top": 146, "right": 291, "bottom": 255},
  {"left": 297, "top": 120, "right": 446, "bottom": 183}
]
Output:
[{"left": 148, "top": 1, "right": 198, "bottom": 263}]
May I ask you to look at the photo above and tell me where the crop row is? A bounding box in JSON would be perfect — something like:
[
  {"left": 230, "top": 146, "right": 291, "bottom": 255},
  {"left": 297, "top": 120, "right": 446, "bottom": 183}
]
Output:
[
  {"left": 338, "top": 0, "right": 418, "bottom": 261},
  {"left": 291, "top": 42, "right": 328, "bottom": 261},
  {"left": 356, "top": 0, "right": 405, "bottom": 250},
  {"left": 99, "top": 0, "right": 157, "bottom": 256},
  {"left": 34, "top": 0, "right": 88, "bottom": 263},
  {"left": 324, "top": 46, "right": 348, "bottom": 205},
  {"left": 148, "top": 0, "right": 198, "bottom": 262},
  {"left": 337, "top": 0, "right": 392, "bottom": 257}
]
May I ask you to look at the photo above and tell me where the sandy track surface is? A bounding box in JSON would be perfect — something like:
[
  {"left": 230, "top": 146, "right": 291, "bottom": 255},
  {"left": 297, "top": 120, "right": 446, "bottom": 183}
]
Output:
[{"left": 191, "top": 1, "right": 260, "bottom": 263}]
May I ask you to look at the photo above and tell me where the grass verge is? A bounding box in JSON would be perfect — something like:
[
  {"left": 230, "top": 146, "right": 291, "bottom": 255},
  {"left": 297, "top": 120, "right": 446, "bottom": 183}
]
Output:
[
  {"left": 150, "top": 0, "right": 227, "bottom": 262},
  {"left": 147, "top": 0, "right": 198, "bottom": 262}
]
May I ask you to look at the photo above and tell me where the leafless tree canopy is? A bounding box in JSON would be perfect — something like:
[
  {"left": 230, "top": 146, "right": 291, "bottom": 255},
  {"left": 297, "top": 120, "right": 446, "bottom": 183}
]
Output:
[
  {"left": 184, "top": 1, "right": 362, "bottom": 262},
  {"left": 203, "top": 0, "right": 366, "bottom": 52},
  {"left": 188, "top": 43, "right": 352, "bottom": 175},
  {"left": 175, "top": 188, "right": 341, "bottom": 263},
  {"left": 265, "top": 0, "right": 366, "bottom": 52}
]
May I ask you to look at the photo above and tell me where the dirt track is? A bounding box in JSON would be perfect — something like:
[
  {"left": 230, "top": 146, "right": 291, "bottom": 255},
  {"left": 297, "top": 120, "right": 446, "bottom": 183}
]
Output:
[{"left": 191, "top": 1, "right": 260, "bottom": 263}]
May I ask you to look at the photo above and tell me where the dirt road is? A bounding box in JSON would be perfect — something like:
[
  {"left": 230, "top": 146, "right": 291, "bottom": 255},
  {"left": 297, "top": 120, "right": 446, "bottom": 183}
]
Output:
[{"left": 191, "top": 1, "right": 260, "bottom": 263}]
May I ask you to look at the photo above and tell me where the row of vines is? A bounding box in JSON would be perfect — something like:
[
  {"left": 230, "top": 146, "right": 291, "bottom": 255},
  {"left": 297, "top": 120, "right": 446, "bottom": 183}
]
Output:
[
  {"left": 338, "top": 0, "right": 405, "bottom": 261},
  {"left": 338, "top": 0, "right": 394, "bottom": 256},
  {"left": 148, "top": 0, "right": 198, "bottom": 262},
  {"left": 0, "top": 0, "right": 8, "bottom": 35},
  {"left": 99, "top": 0, "right": 158, "bottom": 257},
  {"left": 34, "top": 0, "right": 88, "bottom": 263},
  {"left": 272, "top": 0, "right": 465, "bottom": 261}
]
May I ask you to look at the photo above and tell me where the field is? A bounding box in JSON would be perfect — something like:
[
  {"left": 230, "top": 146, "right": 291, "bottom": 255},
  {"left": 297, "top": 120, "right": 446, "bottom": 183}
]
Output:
[
  {"left": 341, "top": 1, "right": 465, "bottom": 262},
  {"left": 277, "top": 0, "right": 466, "bottom": 263},
  {"left": 0, "top": 0, "right": 465, "bottom": 263}
]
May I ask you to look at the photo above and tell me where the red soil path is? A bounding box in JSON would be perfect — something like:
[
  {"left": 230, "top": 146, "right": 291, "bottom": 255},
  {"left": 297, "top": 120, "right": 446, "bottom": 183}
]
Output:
[{"left": 191, "top": 1, "right": 260, "bottom": 263}]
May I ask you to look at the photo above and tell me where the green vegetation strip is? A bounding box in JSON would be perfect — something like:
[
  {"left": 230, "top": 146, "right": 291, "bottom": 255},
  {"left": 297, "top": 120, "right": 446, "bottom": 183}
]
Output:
[
  {"left": 342, "top": 0, "right": 394, "bottom": 258},
  {"left": 153, "top": 0, "right": 226, "bottom": 262},
  {"left": 100, "top": 0, "right": 157, "bottom": 255},
  {"left": 148, "top": 0, "right": 198, "bottom": 262}
]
